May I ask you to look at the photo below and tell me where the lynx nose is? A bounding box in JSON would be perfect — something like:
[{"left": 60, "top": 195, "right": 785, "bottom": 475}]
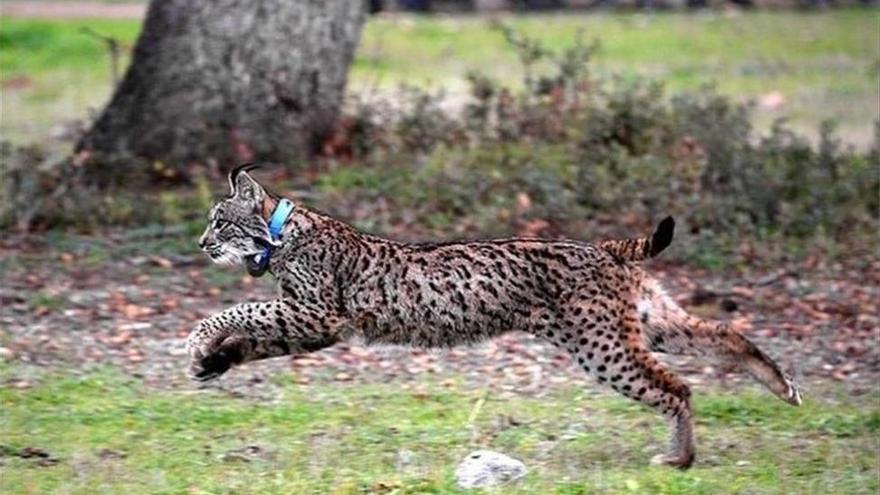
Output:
[{"left": 198, "top": 233, "right": 208, "bottom": 249}]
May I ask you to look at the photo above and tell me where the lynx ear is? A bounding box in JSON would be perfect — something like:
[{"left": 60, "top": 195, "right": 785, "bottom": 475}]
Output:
[{"left": 227, "top": 163, "right": 264, "bottom": 202}]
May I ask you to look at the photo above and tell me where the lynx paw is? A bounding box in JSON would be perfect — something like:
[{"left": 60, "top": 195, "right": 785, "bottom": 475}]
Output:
[
  {"left": 187, "top": 344, "right": 238, "bottom": 382},
  {"left": 650, "top": 451, "right": 695, "bottom": 470},
  {"left": 186, "top": 326, "right": 245, "bottom": 383},
  {"left": 783, "top": 377, "right": 803, "bottom": 406}
]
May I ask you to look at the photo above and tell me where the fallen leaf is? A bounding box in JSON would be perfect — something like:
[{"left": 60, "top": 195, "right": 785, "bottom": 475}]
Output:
[
  {"left": 150, "top": 256, "right": 173, "bottom": 269},
  {"left": 515, "top": 192, "right": 532, "bottom": 214},
  {"left": 123, "top": 304, "right": 151, "bottom": 319}
]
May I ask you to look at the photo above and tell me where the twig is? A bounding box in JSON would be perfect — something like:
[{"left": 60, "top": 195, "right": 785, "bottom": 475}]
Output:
[
  {"left": 80, "top": 27, "right": 121, "bottom": 87},
  {"left": 467, "top": 388, "right": 490, "bottom": 446},
  {"left": 751, "top": 269, "right": 793, "bottom": 287},
  {"left": 693, "top": 269, "right": 794, "bottom": 302}
]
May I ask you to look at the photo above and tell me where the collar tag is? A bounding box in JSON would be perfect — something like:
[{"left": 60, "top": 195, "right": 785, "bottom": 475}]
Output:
[{"left": 247, "top": 199, "right": 295, "bottom": 277}]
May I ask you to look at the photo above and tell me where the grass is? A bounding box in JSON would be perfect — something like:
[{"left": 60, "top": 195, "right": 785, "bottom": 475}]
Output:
[
  {"left": 1, "top": 10, "right": 878, "bottom": 144},
  {"left": 0, "top": 18, "right": 141, "bottom": 143},
  {"left": 1, "top": 366, "right": 878, "bottom": 494}
]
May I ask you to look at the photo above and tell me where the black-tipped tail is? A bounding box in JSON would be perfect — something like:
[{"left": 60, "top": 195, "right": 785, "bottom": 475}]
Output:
[
  {"left": 649, "top": 216, "right": 675, "bottom": 257},
  {"left": 598, "top": 215, "right": 675, "bottom": 262}
]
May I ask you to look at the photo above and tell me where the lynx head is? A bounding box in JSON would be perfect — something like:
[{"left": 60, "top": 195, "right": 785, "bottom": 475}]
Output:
[{"left": 198, "top": 164, "right": 275, "bottom": 268}]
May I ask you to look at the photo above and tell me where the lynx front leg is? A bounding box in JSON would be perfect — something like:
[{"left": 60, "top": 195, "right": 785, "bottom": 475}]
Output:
[{"left": 186, "top": 299, "right": 349, "bottom": 382}]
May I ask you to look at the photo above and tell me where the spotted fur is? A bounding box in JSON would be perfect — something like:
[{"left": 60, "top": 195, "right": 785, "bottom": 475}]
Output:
[{"left": 188, "top": 167, "right": 801, "bottom": 469}]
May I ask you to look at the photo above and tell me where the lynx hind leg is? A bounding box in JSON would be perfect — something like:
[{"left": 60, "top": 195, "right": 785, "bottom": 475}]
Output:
[
  {"left": 562, "top": 314, "right": 695, "bottom": 469},
  {"left": 639, "top": 279, "right": 802, "bottom": 406}
]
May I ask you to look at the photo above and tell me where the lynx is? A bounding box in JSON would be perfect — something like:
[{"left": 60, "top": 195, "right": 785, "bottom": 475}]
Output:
[{"left": 187, "top": 164, "right": 801, "bottom": 469}]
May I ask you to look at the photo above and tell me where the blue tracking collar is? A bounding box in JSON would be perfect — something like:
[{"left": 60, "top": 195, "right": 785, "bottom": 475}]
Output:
[{"left": 248, "top": 198, "right": 295, "bottom": 277}]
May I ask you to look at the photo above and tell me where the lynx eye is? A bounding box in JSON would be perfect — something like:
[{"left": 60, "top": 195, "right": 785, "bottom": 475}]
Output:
[{"left": 213, "top": 219, "right": 229, "bottom": 231}]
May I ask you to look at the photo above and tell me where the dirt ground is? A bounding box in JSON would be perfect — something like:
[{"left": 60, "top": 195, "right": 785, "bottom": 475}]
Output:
[{"left": 1, "top": 230, "right": 877, "bottom": 402}]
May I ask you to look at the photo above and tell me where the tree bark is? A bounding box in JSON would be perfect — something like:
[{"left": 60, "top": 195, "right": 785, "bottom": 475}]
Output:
[{"left": 77, "top": 0, "right": 365, "bottom": 171}]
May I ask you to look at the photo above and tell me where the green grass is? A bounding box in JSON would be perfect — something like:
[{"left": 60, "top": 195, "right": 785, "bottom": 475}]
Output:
[
  {"left": 1, "top": 366, "right": 877, "bottom": 494},
  {"left": 0, "top": 18, "right": 141, "bottom": 142},
  {"left": 355, "top": 11, "right": 879, "bottom": 86},
  {"left": 1, "top": 10, "right": 878, "bottom": 144}
]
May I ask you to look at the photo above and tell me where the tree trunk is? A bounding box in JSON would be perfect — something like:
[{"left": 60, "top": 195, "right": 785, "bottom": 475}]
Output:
[{"left": 77, "top": 0, "right": 365, "bottom": 172}]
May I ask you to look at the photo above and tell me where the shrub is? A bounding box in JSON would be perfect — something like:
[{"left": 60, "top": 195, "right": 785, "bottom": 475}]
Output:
[
  {"left": 5, "top": 26, "right": 876, "bottom": 267},
  {"left": 323, "top": 26, "right": 877, "bottom": 261},
  {"left": 0, "top": 141, "right": 213, "bottom": 231},
  {"left": 0, "top": 142, "right": 89, "bottom": 230}
]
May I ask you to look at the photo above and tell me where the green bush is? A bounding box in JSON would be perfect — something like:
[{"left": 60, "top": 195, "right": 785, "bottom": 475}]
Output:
[
  {"left": 4, "top": 25, "right": 876, "bottom": 266},
  {"left": 0, "top": 142, "right": 214, "bottom": 231},
  {"left": 325, "top": 26, "right": 877, "bottom": 261}
]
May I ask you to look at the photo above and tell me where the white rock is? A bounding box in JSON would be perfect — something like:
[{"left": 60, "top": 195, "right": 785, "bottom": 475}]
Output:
[
  {"left": 455, "top": 450, "right": 527, "bottom": 489},
  {"left": 396, "top": 448, "right": 416, "bottom": 471}
]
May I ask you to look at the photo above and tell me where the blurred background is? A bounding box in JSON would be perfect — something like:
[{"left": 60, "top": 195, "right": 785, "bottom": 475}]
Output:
[{"left": 1, "top": 1, "right": 878, "bottom": 493}]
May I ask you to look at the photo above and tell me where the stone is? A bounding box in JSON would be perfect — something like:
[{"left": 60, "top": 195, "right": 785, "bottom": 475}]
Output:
[{"left": 454, "top": 450, "right": 527, "bottom": 489}]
